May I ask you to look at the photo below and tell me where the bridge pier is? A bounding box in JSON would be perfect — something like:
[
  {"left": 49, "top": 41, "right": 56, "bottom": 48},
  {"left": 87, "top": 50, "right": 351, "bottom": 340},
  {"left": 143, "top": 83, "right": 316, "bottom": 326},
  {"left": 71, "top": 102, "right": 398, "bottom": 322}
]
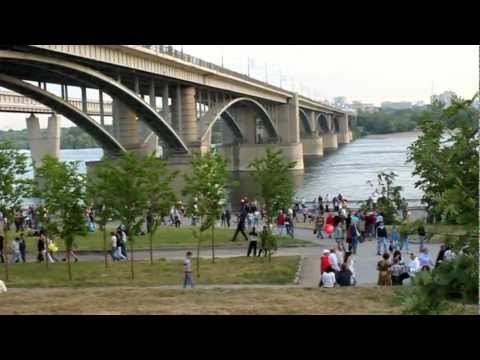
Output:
[
  {"left": 337, "top": 115, "right": 351, "bottom": 144},
  {"left": 302, "top": 135, "right": 324, "bottom": 157},
  {"left": 26, "top": 113, "right": 60, "bottom": 168},
  {"left": 322, "top": 133, "right": 338, "bottom": 151}
]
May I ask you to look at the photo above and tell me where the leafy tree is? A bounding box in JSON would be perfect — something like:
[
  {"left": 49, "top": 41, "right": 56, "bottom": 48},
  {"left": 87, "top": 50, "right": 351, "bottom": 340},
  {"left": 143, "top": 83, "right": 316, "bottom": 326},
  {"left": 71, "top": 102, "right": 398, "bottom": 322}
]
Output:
[
  {"left": 142, "top": 154, "right": 177, "bottom": 265},
  {"left": 400, "top": 94, "right": 479, "bottom": 314},
  {"left": 91, "top": 152, "right": 149, "bottom": 280},
  {"left": 34, "top": 156, "right": 87, "bottom": 281},
  {"left": 86, "top": 162, "right": 118, "bottom": 269},
  {"left": 0, "top": 140, "right": 32, "bottom": 281},
  {"left": 365, "top": 171, "right": 404, "bottom": 224},
  {"left": 248, "top": 146, "right": 297, "bottom": 226},
  {"left": 183, "top": 150, "right": 234, "bottom": 270},
  {"left": 407, "top": 94, "right": 479, "bottom": 227}
]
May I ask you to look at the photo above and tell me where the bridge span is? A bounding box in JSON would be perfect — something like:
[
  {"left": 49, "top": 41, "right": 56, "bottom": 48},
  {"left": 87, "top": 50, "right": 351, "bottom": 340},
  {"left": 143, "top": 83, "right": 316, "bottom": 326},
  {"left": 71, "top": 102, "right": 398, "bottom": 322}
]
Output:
[{"left": 0, "top": 45, "right": 356, "bottom": 171}]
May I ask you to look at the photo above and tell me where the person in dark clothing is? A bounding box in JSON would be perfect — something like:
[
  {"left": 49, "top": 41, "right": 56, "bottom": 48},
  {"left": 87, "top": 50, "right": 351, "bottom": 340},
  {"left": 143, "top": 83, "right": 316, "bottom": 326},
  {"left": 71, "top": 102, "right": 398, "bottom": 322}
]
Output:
[
  {"left": 336, "top": 263, "right": 353, "bottom": 286},
  {"left": 19, "top": 233, "right": 26, "bottom": 263},
  {"left": 435, "top": 245, "right": 448, "bottom": 267},
  {"left": 231, "top": 208, "right": 248, "bottom": 241},
  {"left": 0, "top": 235, "right": 4, "bottom": 263},
  {"left": 225, "top": 209, "right": 231, "bottom": 228},
  {"left": 247, "top": 228, "right": 258, "bottom": 257},
  {"left": 37, "top": 234, "right": 45, "bottom": 262}
]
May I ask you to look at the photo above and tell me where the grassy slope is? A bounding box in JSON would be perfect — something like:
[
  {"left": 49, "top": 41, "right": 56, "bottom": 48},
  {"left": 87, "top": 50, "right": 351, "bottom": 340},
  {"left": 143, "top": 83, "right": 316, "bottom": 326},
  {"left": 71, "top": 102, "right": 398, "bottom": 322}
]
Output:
[
  {"left": 1, "top": 286, "right": 477, "bottom": 314},
  {"left": 1, "top": 256, "right": 300, "bottom": 288}
]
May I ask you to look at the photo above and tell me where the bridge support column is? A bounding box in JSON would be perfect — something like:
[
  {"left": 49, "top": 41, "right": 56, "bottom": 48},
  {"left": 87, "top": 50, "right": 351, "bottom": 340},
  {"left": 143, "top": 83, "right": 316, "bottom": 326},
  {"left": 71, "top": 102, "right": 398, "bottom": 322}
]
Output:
[
  {"left": 302, "top": 135, "right": 324, "bottom": 157},
  {"left": 322, "top": 133, "right": 338, "bottom": 151},
  {"left": 275, "top": 93, "right": 304, "bottom": 170},
  {"left": 112, "top": 98, "right": 141, "bottom": 153},
  {"left": 337, "top": 115, "right": 351, "bottom": 144},
  {"left": 26, "top": 113, "right": 60, "bottom": 168},
  {"left": 181, "top": 86, "right": 198, "bottom": 145},
  {"left": 235, "top": 105, "right": 257, "bottom": 144}
]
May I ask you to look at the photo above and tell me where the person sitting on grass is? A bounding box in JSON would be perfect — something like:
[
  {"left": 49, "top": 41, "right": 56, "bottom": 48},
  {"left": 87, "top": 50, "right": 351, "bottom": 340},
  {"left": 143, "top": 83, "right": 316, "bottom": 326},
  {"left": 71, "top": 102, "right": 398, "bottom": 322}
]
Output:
[
  {"left": 336, "top": 263, "right": 353, "bottom": 286},
  {"left": 183, "top": 251, "right": 194, "bottom": 289},
  {"left": 321, "top": 266, "right": 336, "bottom": 288}
]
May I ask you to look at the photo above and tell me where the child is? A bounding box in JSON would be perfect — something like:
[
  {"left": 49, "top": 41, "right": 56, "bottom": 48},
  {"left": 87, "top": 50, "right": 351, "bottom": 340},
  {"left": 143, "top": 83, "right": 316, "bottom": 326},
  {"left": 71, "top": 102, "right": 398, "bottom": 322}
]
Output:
[
  {"left": 183, "top": 251, "right": 194, "bottom": 288},
  {"left": 333, "top": 223, "right": 345, "bottom": 251},
  {"left": 247, "top": 228, "right": 258, "bottom": 257}
]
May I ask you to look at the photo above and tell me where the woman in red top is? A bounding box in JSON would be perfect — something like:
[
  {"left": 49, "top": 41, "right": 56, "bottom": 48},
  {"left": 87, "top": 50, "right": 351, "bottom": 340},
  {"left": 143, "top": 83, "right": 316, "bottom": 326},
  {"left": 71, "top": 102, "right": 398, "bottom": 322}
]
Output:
[
  {"left": 276, "top": 211, "right": 286, "bottom": 235},
  {"left": 320, "top": 249, "right": 331, "bottom": 273}
]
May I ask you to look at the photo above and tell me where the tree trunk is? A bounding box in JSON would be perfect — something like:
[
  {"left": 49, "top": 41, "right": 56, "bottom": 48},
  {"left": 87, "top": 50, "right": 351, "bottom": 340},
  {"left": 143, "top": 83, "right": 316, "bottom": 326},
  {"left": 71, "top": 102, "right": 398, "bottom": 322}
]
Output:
[
  {"left": 67, "top": 246, "right": 72, "bottom": 281},
  {"left": 149, "top": 231, "right": 154, "bottom": 265},
  {"left": 103, "top": 225, "right": 108, "bottom": 269},
  {"left": 4, "top": 231, "right": 9, "bottom": 282},
  {"left": 196, "top": 233, "right": 201, "bottom": 278},
  {"left": 211, "top": 225, "right": 215, "bottom": 263},
  {"left": 130, "top": 241, "right": 135, "bottom": 280}
]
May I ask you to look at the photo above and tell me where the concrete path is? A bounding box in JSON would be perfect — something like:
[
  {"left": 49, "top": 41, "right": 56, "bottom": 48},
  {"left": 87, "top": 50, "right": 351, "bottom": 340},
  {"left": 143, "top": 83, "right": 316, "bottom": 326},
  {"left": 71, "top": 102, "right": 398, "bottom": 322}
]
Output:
[{"left": 11, "top": 226, "right": 441, "bottom": 287}]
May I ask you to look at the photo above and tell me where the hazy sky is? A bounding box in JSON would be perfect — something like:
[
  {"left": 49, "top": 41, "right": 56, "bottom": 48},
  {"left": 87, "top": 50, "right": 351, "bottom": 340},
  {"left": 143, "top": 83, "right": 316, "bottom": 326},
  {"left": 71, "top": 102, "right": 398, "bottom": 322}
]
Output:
[{"left": 1, "top": 45, "right": 478, "bottom": 130}]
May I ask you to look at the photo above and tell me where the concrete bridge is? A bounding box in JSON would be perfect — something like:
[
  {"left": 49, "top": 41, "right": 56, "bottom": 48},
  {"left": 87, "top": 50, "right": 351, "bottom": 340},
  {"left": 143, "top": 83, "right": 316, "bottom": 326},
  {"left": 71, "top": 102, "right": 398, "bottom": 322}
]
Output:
[{"left": 0, "top": 45, "right": 356, "bottom": 171}]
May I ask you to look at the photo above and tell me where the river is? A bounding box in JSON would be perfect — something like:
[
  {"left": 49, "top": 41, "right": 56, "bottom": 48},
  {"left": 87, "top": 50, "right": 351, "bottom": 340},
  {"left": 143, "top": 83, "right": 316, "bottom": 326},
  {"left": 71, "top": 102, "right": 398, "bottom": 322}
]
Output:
[{"left": 21, "top": 131, "right": 423, "bottom": 205}]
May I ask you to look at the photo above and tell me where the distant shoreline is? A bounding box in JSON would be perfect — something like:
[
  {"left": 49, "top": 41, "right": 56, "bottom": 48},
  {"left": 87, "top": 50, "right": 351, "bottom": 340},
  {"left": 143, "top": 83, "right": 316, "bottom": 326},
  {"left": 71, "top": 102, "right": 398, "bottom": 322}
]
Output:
[{"left": 363, "top": 130, "right": 421, "bottom": 139}]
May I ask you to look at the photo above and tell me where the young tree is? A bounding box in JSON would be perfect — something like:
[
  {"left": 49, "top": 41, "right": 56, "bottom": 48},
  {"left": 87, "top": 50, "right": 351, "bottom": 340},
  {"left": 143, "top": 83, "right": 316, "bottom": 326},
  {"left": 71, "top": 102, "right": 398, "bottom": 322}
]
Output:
[
  {"left": 142, "top": 154, "right": 177, "bottom": 265},
  {"left": 248, "top": 146, "right": 297, "bottom": 226},
  {"left": 183, "top": 150, "right": 234, "bottom": 268},
  {"left": 366, "top": 171, "right": 404, "bottom": 224},
  {"left": 0, "top": 140, "right": 32, "bottom": 281},
  {"left": 86, "top": 165, "right": 117, "bottom": 269},
  {"left": 92, "top": 152, "right": 149, "bottom": 280},
  {"left": 34, "top": 156, "right": 87, "bottom": 281}
]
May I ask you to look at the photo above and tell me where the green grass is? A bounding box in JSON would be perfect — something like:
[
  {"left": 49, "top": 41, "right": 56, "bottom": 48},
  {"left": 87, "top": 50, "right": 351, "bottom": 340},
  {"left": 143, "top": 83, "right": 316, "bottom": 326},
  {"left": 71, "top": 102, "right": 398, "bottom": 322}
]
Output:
[
  {"left": 1, "top": 256, "right": 300, "bottom": 288},
  {"left": 9, "top": 226, "right": 312, "bottom": 252}
]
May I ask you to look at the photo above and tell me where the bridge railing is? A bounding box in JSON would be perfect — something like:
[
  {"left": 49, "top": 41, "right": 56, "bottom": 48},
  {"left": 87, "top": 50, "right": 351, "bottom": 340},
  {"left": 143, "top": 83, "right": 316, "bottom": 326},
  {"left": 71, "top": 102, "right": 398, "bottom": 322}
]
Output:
[{"left": 142, "top": 45, "right": 338, "bottom": 110}]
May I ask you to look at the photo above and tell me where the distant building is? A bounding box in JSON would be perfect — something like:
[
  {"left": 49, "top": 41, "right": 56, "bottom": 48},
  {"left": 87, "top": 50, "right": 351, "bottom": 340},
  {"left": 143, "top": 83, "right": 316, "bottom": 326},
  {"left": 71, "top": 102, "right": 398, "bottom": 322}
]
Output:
[
  {"left": 473, "top": 98, "right": 480, "bottom": 110},
  {"left": 431, "top": 91, "right": 457, "bottom": 107},
  {"left": 351, "top": 101, "right": 379, "bottom": 113},
  {"left": 381, "top": 101, "right": 412, "bottom": 110}
]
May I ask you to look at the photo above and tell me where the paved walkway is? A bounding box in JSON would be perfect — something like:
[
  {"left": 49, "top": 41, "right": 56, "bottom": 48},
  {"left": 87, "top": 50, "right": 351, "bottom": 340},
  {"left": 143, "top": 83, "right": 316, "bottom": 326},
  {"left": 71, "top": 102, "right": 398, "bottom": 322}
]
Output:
[{"left": 12, "top": 226, "right": 441, "bottom": 287}]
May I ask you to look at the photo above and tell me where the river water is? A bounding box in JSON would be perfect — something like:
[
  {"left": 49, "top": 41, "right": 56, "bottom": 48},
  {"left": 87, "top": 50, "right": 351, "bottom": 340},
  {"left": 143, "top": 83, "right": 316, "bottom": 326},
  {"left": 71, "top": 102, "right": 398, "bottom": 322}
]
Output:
[{"left": 22, "top": 131, "right": 423, "bottom": 205}]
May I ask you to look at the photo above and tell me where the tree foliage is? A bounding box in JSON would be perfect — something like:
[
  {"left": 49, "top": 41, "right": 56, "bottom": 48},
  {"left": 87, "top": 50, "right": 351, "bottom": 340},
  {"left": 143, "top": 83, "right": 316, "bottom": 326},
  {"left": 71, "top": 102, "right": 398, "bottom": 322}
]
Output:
[
  {"left": 401, "top": 94, "right": 479, "bottom": 313},
  {"left": 34, "top": 156, "right": 87, "bottom": 281},
  {"left": 91, "top": 152, "right": 150, "bottom": 279},
  {"left": 248, "top": 146, "right": 296, "bottom": 225},
  {"left": 183, "top": 150, "right": 235, "bottom": 266},
  {"left": 407, "top": 94, "right": 479, "bottom": 227},
  {"left": 0, "top": 140, "right": 32, "bottom": 281}
]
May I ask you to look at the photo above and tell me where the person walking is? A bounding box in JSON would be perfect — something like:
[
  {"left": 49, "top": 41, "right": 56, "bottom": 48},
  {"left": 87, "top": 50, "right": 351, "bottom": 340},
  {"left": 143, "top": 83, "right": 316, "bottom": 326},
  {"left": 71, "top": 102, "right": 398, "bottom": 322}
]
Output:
[
  {"left": 18, "top": 233, "right": 26, "bottom": 263},
  {"left": 247, "top": 228, "right": 258, "bottom": 257},
  {"left": 389, "top": 224, "right": 400, "bottom": 252},
  {"left": 37, "top": 234, "right": 46, "bottom": 262},
  {"left": 0, "top": 235, "right": 4, "bottom": 263},
  {"left": 276, "top": 210, "right": 286, "bottom": 235},
  {"left": 110, "top": 231, "right": 121, "bottom": 261},
  {"left": 225, "top": 209, "right": 231, "bottom": 228},
  {"left": 11, "top": 237, "right": 22, "bottom": 263},
  {"left": 376, "top": 222, "right": 388, "bottom": 255},
  {"left": 333, "top": 222, "right": 345, "bottom": 251},
  {"left": 118, "top": 227, "right": 128, "bottom": 259},
  {"left": 285, "top": 213, "right": 294, "bottom": 238},
  {"left": 231, "top": 207, "right": 248, "bottom": 242},
  {"left": 417, "top": 224, "right": 427, "bottom": 251},
  {"left": 343, "top": 251, "right": 356, "bottom": 285},
  {"left": 314, "top": 216, "right": 324, "bottom": 240},
  {"left": 183, "top": 251, "right": 194, "bottom": 288},
  {"left": 377, "top": 253, "right": 392, "bottom": 287}
]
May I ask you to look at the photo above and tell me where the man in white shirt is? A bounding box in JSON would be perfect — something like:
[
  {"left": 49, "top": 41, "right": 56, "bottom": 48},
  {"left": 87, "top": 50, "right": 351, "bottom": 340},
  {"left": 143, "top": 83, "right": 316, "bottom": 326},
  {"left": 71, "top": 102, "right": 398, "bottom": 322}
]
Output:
[
  {"left": 408, "top": 253, "right": 421, "bottom": 275},
  {"left": 183, "top": 251, "right": 194, "bottom": 288},
  {"left": 328, "top": 249, "right": 340, "bottom": 272}
]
